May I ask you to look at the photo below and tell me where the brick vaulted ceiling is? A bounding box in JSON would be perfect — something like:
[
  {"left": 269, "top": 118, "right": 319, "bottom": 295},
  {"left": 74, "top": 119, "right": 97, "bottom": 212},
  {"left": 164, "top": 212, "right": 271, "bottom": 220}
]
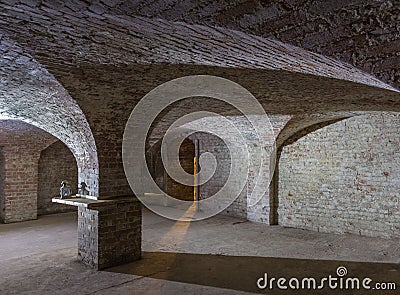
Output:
[
  {"left": 2, "top": 0, "right": 400, "bottom": 139},
  {"left": 116, "top": 0, "right": 400, "bottom": 89},
  {"left": 0, "top": 38, "right": 98, "bottom": 172},
  {"left": 0, "top": 1, "right": 399, "bottom": 103},
  {"left": 2, "top": 0, "right": 397, "bottom": 88}
]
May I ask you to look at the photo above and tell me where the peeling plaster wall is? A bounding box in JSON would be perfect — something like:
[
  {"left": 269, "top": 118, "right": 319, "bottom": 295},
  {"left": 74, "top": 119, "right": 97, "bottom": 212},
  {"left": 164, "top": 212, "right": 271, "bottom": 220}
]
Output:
[{"left": 278, "top": 113, "right": 400, "bottom": 238}]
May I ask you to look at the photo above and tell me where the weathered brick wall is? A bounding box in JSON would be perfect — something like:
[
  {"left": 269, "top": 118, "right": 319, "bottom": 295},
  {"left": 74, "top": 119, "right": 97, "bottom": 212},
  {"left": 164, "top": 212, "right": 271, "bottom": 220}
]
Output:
[
  {"left": 165, "top": 138, "right": 195, "bottom": 201},
  {"left": 147, "top": 137, "right": 195, "bottom": 201},
  {"left": 278, "top": 112, "right": 400, "bottom": 238},
  {"left": 1, "top": 148, "right": 40, "bottom": 223},
  {"left": 146, "top": 128, "right": 247, "bottom": 218},
  {"left": 146, "top": 139, "right": 165, "bottom": 194},
  {"left": 37, "top": 141, "right": 78, "bottom": 215},
  {"left": 179, "top": 115, "right": 289, "bottom": 220}
]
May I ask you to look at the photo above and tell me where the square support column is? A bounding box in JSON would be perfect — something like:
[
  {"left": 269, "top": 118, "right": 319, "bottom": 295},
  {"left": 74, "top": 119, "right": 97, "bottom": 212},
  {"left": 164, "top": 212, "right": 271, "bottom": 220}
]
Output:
[{"left": 53, "top": 197, "right": 141, "bottom": 270}]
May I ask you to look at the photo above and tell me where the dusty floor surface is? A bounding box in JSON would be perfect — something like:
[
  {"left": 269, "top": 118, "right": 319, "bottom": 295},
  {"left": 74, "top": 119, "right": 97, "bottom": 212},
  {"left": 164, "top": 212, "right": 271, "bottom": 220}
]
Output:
[{"left": 0, "top": 209, "right": 399, "bottom": 294}]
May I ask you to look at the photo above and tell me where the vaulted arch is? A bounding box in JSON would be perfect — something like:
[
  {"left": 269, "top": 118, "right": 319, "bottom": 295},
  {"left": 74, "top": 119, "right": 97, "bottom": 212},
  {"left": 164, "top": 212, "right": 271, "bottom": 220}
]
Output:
[{"left": 0, "top": 39, "right": 98, "bottom": 196}]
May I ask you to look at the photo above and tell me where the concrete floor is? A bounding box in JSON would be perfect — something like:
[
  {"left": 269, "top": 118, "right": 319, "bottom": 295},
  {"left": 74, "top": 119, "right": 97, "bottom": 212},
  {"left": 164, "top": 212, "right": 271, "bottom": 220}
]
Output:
[{"left": 0, "top": 209, "right": 399, "bottom": 294}]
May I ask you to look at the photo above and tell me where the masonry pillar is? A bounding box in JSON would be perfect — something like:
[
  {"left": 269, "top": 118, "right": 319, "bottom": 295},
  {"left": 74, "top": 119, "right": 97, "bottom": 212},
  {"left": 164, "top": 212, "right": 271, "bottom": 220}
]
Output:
[
  {"left": 246, "top": 145, "right": 273, "bottom": 223},
  {"left": 246, "top": 115, "right": 291, "bottom": 224},
  {"left": 53, "top": 197, "right": 141, "bottom": 270}
]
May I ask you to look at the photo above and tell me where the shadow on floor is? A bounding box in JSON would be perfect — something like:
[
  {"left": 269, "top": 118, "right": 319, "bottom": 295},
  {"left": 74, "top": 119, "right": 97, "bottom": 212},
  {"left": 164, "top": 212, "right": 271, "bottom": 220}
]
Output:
[{"left": 107, "top": 252, "right": 399, "bottom": 294}]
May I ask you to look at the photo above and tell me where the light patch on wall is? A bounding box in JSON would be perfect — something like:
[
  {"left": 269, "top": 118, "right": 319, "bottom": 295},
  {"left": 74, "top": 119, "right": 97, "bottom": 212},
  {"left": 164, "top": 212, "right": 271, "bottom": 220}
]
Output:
[{"left": 0, "top": 113, "right": 12, "bottom": 120}]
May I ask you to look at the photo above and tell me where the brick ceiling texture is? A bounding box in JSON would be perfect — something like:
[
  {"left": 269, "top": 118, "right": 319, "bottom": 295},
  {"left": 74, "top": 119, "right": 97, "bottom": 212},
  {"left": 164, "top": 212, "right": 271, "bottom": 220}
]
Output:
[
  {"left": 117, "top": 0, "right": 400, "bottom": 89},
  {"left": 0, "top": 0, "right": 398, "bottom": 133},
  {"left": 3, "top": 0, "right": 397, "bottom": 87}
]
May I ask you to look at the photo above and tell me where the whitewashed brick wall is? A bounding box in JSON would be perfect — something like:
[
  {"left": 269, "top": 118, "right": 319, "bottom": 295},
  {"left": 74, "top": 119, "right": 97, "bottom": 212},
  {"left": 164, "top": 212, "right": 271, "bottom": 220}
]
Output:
[{"left": 278, "top": 112, "right": 400, "bottom": 238}]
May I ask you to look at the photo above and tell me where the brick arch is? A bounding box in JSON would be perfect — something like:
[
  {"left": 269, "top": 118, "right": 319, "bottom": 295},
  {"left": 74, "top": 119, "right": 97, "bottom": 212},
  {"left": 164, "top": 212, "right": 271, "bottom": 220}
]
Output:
[{"left": 0, "top": 40, "right": 99, "bottom": 196}]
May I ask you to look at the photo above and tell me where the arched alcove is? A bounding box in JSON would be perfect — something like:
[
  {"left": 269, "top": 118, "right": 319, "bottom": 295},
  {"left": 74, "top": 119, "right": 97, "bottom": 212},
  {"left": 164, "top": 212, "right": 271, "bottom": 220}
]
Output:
[{"left": 37, "top": 140, "right": 78, "bottom": 215}]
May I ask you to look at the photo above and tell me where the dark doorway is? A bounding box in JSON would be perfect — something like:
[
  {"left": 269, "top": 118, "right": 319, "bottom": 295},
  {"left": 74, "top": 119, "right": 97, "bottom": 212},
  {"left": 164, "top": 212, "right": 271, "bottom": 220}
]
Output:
[{"left": 147, "top": 138, "right": 198, "bottom": 202}]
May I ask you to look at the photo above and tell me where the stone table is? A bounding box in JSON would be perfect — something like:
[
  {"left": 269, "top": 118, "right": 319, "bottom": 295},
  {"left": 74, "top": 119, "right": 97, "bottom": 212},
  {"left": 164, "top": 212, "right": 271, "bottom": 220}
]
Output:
[{"left": 52, "top": 196, "right": 141, "bottom": 270}]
